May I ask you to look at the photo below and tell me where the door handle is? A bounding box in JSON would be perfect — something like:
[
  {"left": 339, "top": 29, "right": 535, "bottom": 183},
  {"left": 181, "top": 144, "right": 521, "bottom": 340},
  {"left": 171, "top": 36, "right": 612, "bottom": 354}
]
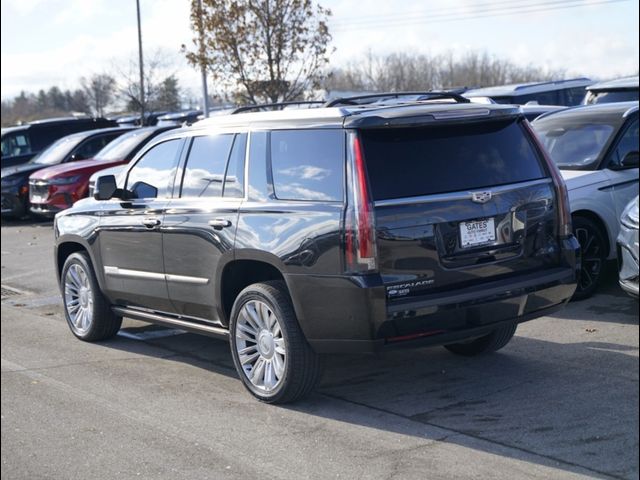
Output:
[
  {"left": 208, "top": 218, "right": 232, "bottom": 230},
  {"left": 142, "top": 217, "right": 161, "bottom": 228}
]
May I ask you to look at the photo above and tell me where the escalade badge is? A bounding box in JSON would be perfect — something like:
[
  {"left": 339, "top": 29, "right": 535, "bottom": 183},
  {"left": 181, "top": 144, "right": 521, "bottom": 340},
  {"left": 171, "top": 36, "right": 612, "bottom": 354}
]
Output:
[{"left": 471, "top": 191, "right": 492, "bottom": 204}]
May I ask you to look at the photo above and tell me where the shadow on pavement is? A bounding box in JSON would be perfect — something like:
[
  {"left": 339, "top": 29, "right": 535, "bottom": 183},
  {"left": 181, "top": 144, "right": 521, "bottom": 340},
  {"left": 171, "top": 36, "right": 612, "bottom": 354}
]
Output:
[{"left": 99, "top": 315, "right": 637, "bottom": 479}]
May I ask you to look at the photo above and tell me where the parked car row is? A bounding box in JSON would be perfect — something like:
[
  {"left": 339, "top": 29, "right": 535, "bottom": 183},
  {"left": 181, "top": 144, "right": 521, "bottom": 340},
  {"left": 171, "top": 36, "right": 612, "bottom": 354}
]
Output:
[
  {"left": 463, "top": 76, "right": 638, "bottom": 107},
  {"left": 2, "top": 91, "right": 638, "bottom": 303},
  {"left": 1, "top": 116, "right": 117, "bottom": 168}
]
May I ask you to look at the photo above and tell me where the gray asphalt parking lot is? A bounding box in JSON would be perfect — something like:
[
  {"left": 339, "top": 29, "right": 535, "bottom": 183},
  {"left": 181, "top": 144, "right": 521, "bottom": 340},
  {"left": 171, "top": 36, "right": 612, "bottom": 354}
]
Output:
[{"left": 1, "top": 219, "right": 638, "bottom": 480}]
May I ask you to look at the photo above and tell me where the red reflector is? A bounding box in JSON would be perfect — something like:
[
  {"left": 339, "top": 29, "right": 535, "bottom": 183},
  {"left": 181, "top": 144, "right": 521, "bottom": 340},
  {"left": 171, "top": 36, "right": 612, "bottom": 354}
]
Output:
[{"left": 386, "top": 330, "right": 446, "bottom": 343}]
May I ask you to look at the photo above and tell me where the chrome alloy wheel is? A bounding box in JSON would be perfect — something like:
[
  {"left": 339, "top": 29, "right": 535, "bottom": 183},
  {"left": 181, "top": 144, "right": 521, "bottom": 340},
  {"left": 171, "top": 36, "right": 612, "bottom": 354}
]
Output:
[
  {"left": 64, "top": 263, "right": 94, "bottom": 334},
  {"left": 235, "top": 300, "right": 286, "bottom": 393}
]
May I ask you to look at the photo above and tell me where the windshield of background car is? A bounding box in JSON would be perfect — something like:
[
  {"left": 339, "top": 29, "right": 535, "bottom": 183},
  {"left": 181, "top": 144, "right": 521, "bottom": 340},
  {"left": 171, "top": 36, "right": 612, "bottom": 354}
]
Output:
[
  {"left": 30, "top": 135, "right": 80, "bottom": 165},
  {"left": 585, "top": 90, "right": 639, "bottom": 105},
  {"left": 94, "top": 129, "right": 151, "bottom": 161},
  {"left": 532, "top": 114, "right": 617, "bottom": 170},
  {"left": 361, "top": 119, "right": 545, "bottom": 201}
]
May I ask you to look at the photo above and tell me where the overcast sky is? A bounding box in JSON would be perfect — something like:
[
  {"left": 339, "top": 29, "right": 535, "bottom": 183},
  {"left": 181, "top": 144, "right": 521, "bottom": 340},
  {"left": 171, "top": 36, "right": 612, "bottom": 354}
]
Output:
[{"left": 1, "top": 0, "right": 638, "bottom": 100}]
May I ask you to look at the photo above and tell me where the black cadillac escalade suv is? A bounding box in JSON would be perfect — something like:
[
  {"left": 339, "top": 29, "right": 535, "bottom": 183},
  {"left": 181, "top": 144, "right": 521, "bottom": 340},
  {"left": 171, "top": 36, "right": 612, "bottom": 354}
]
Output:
[{"left": 53, "top": 93, "right": 580, "bottom": 403}]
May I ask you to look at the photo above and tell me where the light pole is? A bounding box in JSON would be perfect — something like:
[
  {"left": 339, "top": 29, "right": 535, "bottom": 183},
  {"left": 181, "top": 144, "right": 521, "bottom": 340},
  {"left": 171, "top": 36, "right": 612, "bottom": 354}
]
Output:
[
  {"left": 198, "top": 0, "right": 210, "bottom": 118},
  {"left": 136, "top": 0, "right": 145, "bottom": 124}
]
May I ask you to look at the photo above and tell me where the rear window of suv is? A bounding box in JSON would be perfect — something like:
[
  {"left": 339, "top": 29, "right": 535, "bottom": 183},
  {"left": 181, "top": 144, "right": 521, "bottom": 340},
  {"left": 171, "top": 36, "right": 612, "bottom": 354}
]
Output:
[{"left": 361, "top": 120, "right": 545, "bottom": 201}]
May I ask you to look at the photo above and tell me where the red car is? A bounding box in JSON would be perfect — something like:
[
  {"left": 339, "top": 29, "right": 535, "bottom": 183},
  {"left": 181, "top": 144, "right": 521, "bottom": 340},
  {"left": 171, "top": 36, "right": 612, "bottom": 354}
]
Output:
[{"left": 29, "top": 126, "right": 177, "bottom": 217}]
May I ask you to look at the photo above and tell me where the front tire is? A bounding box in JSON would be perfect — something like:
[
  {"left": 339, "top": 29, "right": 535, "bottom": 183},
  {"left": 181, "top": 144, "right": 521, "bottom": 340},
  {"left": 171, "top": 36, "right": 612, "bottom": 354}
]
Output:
[
  {"left": 444, "top": 323, "right": 517, "bottom": 356},
  {"left": 61, "top": 252, "right": 122, "bottom": 341},
  {"left": 229, "top": 281, "right": 323, "bottom": 404}
]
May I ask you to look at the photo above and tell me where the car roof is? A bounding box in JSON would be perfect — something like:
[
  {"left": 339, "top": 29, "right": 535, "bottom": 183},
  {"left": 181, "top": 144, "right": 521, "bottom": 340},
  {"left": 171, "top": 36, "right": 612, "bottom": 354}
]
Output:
[
  {"left": 586, "top": 76, "right": 639, "bottom": 91},
  {"left": 464, "top": 78, "right": 593, "bottom": 98},
  {"left": 532, "top": 100, "right": 639, "bottom": 124},
  {"left": 190, "top": 102, "right": 521, "bottom": 131}
]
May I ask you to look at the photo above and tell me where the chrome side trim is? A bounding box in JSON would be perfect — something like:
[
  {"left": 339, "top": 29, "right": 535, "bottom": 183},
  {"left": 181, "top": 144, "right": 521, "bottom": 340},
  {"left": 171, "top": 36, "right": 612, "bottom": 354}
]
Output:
[
  {"left": 374, "top": 178, "right": 553, "bottom": 208},
  {"left": 112, "top": 306, "right": 228, "bottom": 338},
  {"left": 104, "top": 266, "right": 165, "bottom": 280},
  {"left": 165, "top": 273, "right": 209, "bottom": 285},
  {"left": 104, "top": 266, "right": 209, "bottom": 285}
]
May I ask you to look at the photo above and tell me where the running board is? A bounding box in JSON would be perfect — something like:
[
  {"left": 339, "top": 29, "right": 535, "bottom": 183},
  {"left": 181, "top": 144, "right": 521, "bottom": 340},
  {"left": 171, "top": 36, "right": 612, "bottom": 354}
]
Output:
[{"left": 112, "top": 306, "right": 229, "bottom": 340}]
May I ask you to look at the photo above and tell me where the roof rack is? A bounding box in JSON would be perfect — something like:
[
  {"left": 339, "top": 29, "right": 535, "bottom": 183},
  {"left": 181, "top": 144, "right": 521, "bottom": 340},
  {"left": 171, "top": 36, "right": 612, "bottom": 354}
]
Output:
[
  {"left": 324, "top": 91, "right": 470, "bottom": 107},
  {"left": 231, "top": 101, "right": 325, "bottom": 114}
]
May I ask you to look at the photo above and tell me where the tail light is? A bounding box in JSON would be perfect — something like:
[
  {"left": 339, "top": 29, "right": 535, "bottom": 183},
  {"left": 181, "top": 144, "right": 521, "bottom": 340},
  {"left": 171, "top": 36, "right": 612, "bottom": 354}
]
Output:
[
  {"left": 344, "top": 133, "right": 377, "bottom": 273},
  {"left": 524, "top": 121, "right": 572, "bottom": 237}
]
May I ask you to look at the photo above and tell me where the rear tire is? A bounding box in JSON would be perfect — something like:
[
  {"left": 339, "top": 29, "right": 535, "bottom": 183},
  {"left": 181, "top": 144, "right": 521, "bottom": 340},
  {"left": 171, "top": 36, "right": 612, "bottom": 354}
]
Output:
[
  {"left": 229, "top": 281, "right": 323, "bottom": 404},
  {"left": 61, "top": 252, "right": 122, "bottom": 341},
  {"left": 572, "top": 216, "right": 607, "bottom": 300},
  {"left": 444, "top": 323, "right": 517, "bottom": 356}
]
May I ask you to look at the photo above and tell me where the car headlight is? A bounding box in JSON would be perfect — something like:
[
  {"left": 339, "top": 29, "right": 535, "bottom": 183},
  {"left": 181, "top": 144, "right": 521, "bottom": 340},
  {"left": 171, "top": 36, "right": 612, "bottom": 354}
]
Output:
[
  {"left": 48, "top": 175, "right": 82, "bottom": 185},
  {"left": 621, "top": 197, "right": 639, "bottom": 230}
]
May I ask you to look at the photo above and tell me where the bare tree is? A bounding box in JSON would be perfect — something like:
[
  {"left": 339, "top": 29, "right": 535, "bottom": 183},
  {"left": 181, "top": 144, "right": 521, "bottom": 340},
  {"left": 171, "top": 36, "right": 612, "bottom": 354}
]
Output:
[
  {"left": 184, "top": 0, "right": 333, "bottom": 104},
  {"left": 80, "top": 74, "right": 116, "bottom": 117},
  {"left": 324, "top": 50, "right": 565, "bottom": 93},
  {"left": 114, "top": 48, "right": 183, "bottom": 114}
]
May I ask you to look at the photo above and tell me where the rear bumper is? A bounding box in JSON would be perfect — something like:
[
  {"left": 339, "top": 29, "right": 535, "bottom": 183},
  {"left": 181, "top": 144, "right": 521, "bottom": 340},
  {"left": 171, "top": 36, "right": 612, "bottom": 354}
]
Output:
[{"left": 288, "top": 236, "right": 580, "bottom": 354}]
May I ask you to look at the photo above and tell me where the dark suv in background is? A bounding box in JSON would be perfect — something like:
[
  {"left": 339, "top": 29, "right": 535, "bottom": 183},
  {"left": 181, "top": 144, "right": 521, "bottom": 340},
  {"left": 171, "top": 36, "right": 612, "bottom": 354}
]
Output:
[
  {"left": 1, "top": 127, "right": 132, "bottom": 218},
  {"left": 1, "top": 116, "right": 117, "bottom": 168},
  {"left": 54, "top": 93, "right": 580, "bottom": 403}
]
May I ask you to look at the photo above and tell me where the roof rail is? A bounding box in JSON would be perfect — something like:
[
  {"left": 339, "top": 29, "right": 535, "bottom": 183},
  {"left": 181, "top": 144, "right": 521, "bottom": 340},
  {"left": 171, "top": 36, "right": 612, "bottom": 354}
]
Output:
[
  {"left": 324, "top": 91, "right": 470, "bottom": 107},
  {"left": 231, "top": 101, "right": 325, "bottom": 114}
]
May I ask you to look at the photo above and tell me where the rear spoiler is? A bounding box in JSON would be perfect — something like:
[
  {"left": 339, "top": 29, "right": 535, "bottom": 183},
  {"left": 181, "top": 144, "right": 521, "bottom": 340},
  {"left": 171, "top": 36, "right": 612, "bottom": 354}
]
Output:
[{"left": 343, "top": 105, "right": 521, "bottom": 129}]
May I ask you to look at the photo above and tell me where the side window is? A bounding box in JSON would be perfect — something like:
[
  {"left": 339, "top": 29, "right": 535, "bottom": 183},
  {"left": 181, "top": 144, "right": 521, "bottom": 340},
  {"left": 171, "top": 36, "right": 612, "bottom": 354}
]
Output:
[
  {"left": 1, "top": 132, "right": 31, "bottom": 156},
  {"left": 180, "top": 134, "right": 234, "bottom": 198},
  {"left": 126, "top": 139, "right": 182, "bottom": 199},
  {"left": 564, "top": 87, "right": 588, "bottom": 106},
  {"left": 609, "top": 118, "right": 639, "bottom": 168},
  {"left": 270, "top": 130, "right": 345, "bottom": 202},
  {"left": 223, "top": 134, "right": 247, "bottom": 198},
  {"left": 73, "top": 133, "right": 119, "bottom": 160}
]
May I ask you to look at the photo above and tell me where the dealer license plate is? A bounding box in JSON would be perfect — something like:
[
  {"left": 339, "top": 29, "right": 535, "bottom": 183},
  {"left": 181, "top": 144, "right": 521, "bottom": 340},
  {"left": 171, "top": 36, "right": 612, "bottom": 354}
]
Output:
[{"left": 460, "top": 218, "right": 496, "bottom": 248}]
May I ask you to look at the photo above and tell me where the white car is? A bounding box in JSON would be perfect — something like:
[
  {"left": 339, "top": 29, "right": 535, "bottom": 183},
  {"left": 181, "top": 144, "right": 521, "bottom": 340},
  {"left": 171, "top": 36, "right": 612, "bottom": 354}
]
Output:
[{"left": 533, "top": 101, "right": 639, "bottom": 298}]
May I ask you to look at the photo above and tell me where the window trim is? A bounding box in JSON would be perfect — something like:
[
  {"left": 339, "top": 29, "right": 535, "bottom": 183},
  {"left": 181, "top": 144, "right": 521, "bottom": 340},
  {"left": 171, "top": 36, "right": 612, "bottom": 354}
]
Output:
[{"left": 123, "top": 137, "right": 185, "bottom": 199}]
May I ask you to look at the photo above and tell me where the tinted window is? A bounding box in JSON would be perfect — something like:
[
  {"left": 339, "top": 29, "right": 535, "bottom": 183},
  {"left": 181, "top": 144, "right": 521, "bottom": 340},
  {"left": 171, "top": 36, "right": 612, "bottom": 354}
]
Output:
[
  {"left": 518, "top": 91, "right": 559, "bottom": 106},
  {"left": 271, "top": 130, "right": 344, "bottom": 201},
  {"left": 223, "top": 134, "right": 247, "bottom": 198},
  {"left": 181, "top": 134, "right": 234, "bottom": 198},
  {"left": 73, "top": 133, "right": 121, "bottom": 160},
  {"left": 587, "top": 90, "right": 639, "bottom": 105},
  {"left": 1, "top": 132, "right": 31, "bottom": 157},
  {"left": 361, "top": 120, "right": 545, "bottom": 201},
  {"left": 126, "top": 139, "right": 182, "bottom": 199},
  {"left": 564, "top": 87, "right": 588, "bottom": 106},
  {"left": 609, "top": 118, "right": 639, "bottom": 168},
  {"left": 32, "top": 135, "right": 79, "bottom": 165},
  {"left": 94, "top": 129, "right": 156, "bottom": 161}
]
